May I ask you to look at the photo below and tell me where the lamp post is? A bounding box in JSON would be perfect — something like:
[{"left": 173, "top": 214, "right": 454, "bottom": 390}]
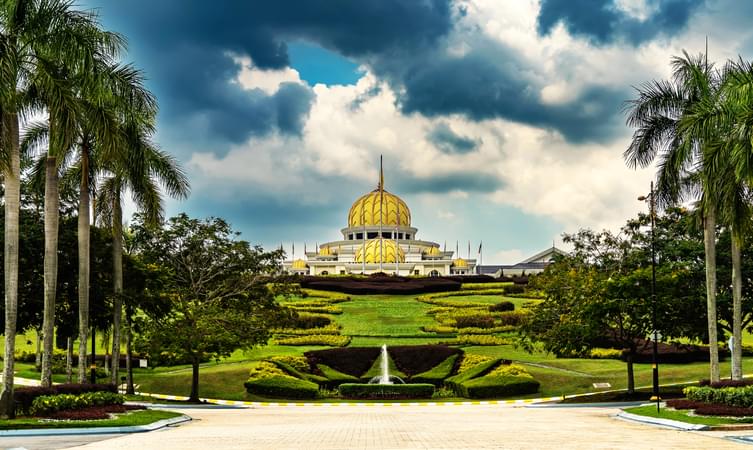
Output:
[{"left": 638, "top": 181, "right": 660, "bottom": 413}]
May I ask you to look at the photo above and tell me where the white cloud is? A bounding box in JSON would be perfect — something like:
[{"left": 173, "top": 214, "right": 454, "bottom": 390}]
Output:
[
  {"left": 232, "top": 54, "right": 304, "bottom": 94},
  {"left": 437, "top": 210, "right": 456, "bottom": 220},
  {"left": 492, "top": 249, "right": 525, "bottom": 264}
]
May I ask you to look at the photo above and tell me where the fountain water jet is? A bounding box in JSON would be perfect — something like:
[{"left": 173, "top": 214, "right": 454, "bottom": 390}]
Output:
[{"left": 368, "top": 344, "right": 405, "bottom": 385}]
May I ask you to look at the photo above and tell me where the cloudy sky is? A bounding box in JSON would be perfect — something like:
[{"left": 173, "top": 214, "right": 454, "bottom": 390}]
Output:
[{"left": 82, "top": 0, "right": 753, "bottom": 263}]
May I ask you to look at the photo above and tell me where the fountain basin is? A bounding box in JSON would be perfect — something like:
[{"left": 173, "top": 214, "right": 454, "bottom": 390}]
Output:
[{"left": 338, "top": 383, "right": 435, "bottom": 399}]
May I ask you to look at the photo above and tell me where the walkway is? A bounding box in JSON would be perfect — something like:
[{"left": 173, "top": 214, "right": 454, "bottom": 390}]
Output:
[{"left": 31, "top": 403, "right": 753, "bottom": 449}]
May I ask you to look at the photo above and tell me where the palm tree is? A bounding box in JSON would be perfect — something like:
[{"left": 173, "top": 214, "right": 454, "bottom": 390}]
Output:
[
  {"left": 97, "top": 112, "right": 189, "bottom": 388},
  {"left": 0, "top": 0, "right": 121, "bottom": 416},
  {"left": 624, "top": 51, "right": 725, "bottom": 382}
]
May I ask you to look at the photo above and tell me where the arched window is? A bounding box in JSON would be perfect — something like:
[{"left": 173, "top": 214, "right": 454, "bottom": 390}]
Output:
[
  {"left": 429, "top": 270, "right": 440, "bottom": 277},
  {"left": 321, "top": 271, "right": 329, "bottom": 275}
]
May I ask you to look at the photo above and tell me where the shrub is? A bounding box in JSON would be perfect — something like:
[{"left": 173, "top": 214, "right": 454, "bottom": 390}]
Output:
[
  {"left": 449, "top": 334, "right": 510, "bottom": 346},
  {"left": 489, "top": 301, "right": 515, "bottom": 312},
  {"left": 287, "top": 314, "right": 332, "bottom": 329},
  {"left": 694, "top": 403, "right": 753, "bottom": 417},
  {"left": 288, "top": 305, "right": 343, "bottom": 315},
  {"left": 459, "top": 375, "right": 540, "bottom": 398},
  {"left": 275, "top": 335, "right": 351, "bottom": 347},
  {"left": 48, "top": 404, "right": 144, "bottom": 421},
  {"left": 305, "top": 347, "right": 382, "bottom": 377},
  {"left": 338, "top": 383, "right": 434, "bottom": 399},
  {"left": 317, "top": 364, "right": 359, "bottom": 388},
  {"left": 445, "top": 358, "right": 502, "bottom": 393},
  {"left": 502, "top": 284, "right": 525, "bottom": 295},
  {"left": 487, "top": 364, "right": 531, "bottom": 377},
  {"left": 14, "top": 383, "right": 117, "bottom": 416},
  {"left": 412, "top": 355, "right": 459, "bottom": 386},
  {"left": 457, "top": 354, "right": 493, "bottom": 373},
  {"left": 684, "top": 385, "right": 753, "bottom": 408},
  {"left": 244, "top": 376, "right": 319, "bottom": 399},
  {"left": 666, "top": 399, "right": 700, "bottom": 410},
  {"left": 30, "top": 392, "right": 124, "bottom": 416},
  {"left": 699, "top": 379, "right": 753, "bottom": 388},
  {"left": 461, "top": 282, "right": 513, "bottom": 290},
  {"left": 497, "top": 311, "right": 528, "bottom": 326},
  {"left": 270, "top": 355, "right": 311, "bottom": 373},
  {"left": 387, "top": 345, "right": 461, "bottom": 376},
  {"left": 300, "top": 276, "right": 461, "bottom": 295},
  {"left": 300, "top": 289, "right": 351, "bottom": 302},
  {"left": 588, "top": 348, "right": 623, "bottom": 359},
  {"left": 421, "top": 325, "right": 456, "bottom": 334},
  {"left": 455, "top": 315, "right": 496, "bottom": 329}
]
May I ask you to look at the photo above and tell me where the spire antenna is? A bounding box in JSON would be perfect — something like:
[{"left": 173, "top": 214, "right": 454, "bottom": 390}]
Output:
[{"left": 379, "top": 154, "right": 384, "bottom": 191}]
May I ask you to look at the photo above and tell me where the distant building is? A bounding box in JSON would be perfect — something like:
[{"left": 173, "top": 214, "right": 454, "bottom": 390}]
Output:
[
  {"left": 477, "top": 246, "right": 567, "bottom": 277},
  {"left": 283, "top": 160, "right": 475, "bottom": 276}
]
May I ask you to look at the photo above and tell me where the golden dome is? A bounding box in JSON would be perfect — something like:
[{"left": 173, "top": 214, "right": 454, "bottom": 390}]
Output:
[
  {"left": 424, "top": 246, "right": 442, "bottom": 257},
  {"left": 348, "top": 189, "right": 411, "bottom": 227},
  {"left": 452, "top": 258, "right": 468, "bottom": 268},
  {"left": 319, "top": 246, "right": 332, "bottom": 256},
  {"left": 291, "top": 259, "right": 308, "bottom": 269},
  {"left": 355, "top": 239, "right": 405, "bottom": 264}
]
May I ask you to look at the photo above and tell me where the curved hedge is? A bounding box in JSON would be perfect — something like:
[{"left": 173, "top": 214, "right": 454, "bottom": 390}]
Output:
[
  {"left": 300, "top": 275, "right": 461, "bottom": 295},
  {"left": 317, "top": 364, "right": 359, "bottom": 389},
  {"left": 338, "top": 383, "right": 434, "bottom": 399},
  {"left": 412, "top": 354, "right": 459, "bottom": 386},
  {"left": 244, "top": 376, "right": 319, "bottom": 399},
  {"left": 459, "top": 375, "right": 540, "bottom": 398}
]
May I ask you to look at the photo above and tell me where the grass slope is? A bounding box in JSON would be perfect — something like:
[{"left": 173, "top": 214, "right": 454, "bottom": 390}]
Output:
[{"left": 0, "top": 410, "right": 182, "bottom": 430}]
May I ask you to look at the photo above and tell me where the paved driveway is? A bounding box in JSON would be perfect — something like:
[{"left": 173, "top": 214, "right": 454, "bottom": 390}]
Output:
[
  {"left": 5, "top": 405, "right": 753, "bottom": 450},
  {"left": 7, "top": 404, "right": 753, "bottom": 450}
]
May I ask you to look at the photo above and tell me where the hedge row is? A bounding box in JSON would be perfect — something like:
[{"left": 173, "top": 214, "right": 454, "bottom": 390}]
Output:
[
  {"left": 272, "top": 325, "right": 341, "bottom": 336},
  {"left": 275, "top": 335, "right": 351, "bottom": 347},
  {"left": 684, "top": 385, "right": 753, "bottom": 408},
  {"left": 316, "top": 364, "right": 359, "bottom": 389},
  {"left": 338, "top": 383, "right": 434, "bottom": 399},
  {"left": 244, "top": 376, "right": 319, "bottom": 399},
  {"left": 30, "top": 391, "right": 124, "bottom": 416},
  {"left": 300, "top": 274, "right": 462, "bottom": 295},
  {"left": 445, "top": 358, "right": 503, "bottom": 392},
  {"left": 699, "top": 379, "right": 753, "bottom": 388},
  {"left": 447, "top": 334, "right": 510, "bottom": 346},
  {"left": 411, "top": 354, "right": 459, "bottom": 386},
  {"left": 457, "top": 375, "right": 540, "bottom": 399},
  {"left": 15, "top": 383, "right": 116, "bottom": 416}
]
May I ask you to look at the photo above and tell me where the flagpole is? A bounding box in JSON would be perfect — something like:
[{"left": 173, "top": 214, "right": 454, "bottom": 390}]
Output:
[
  {"left": 379, "top": 155, "right": 384, "bottom": 273},
  {"left": 362, "top": 190, "right": 366, "bottom": 274},
  {"left": 396, "top": 189, "right": 400, "bottom": 276}
]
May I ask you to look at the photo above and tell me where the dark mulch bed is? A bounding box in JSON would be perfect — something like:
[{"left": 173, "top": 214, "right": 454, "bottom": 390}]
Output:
[
  {"left": 389, "top": 345, "right": 461, "bottom": 376},
  {"left": 301, "top": 274, "right": 462, "bottom": 295},
  {"left": 305, "top": 347, "right": 382, "bottom": 377},
  {"left": 666, "top": 399, "right": 700, "bottom": 409},
  {"left": 559, "top": 386, "right": 687, "bottom": 404},
  {"left": 693, "top": 403, "right": 753, "bottom": 417},
  {"left": 44, "top": 404, "right": 145, "bottom": 420}
]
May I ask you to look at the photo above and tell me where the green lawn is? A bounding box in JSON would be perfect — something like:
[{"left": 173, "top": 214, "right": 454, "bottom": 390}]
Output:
[
  {"left": 624, "top": 404, "right": 753, "bottom": 426},
  {"left": 337, "top": 295, "right": 436, "bottom": 337},
  {"left": 0, "top": 409, "right": 182, "bottom": 430}
]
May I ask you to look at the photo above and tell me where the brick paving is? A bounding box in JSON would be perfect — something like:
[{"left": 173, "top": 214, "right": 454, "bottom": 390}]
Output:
[{"left": 57, "top": 403, "right": 753, "bottom": 450}]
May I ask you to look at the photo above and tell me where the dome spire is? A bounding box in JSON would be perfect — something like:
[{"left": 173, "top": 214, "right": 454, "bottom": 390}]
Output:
[{"left": 378, "top": 154, "right": 384, "bottom": 191}]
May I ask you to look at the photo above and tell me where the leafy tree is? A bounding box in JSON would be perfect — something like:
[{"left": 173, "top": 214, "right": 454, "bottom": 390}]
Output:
[
  {"left": 522, "top": 213, "right": 707, "bottom": 393},
  {"left": 624, "top": 51, "right": 726, "bottom": 381},
  {"left": 131, "top": 214, "right": 288, "bottom": 402}
]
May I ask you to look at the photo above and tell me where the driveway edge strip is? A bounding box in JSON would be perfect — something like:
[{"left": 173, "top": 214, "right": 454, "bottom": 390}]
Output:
[
  {"left": 0, "top": 414, "right": 192, "bottom": 437},
  {"left": 616, "top": 411, "right": 708, "bottom": 431}
]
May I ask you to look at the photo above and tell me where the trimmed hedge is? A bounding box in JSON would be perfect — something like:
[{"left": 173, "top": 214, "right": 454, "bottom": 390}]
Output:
[
  {"left": 275, "top": 335, "right": 351, "bottom": 347},
  {"left": 445, "top": 358, "right": 502, "bottom": 392},
  {"left": 338, "top": 383, "right": 434, "bottom": 399},
  {"left": 15, "top": 383, "right": 116, "bottom": 416},
  {"left": 305, "top": 347, "right": 381, "bottom": 377},
  {"left": 412, "top": 354, "right": 459, "bottom": 386},
  {"left": 489, "top": 301, "right": 515, "bottom": 312},
  {"left": 300, "top": 274, "right": 462, "bottom": 295},
  {"left": 684, "top": 385, "right": 753, "bottom": 408},
  {"left": 245, "top": 375, "right": 319, "bottom": 399},
  {"left": 30, "top": 392, "right": 124, "bottom": 416},
  {"left": 458, "top": 375, "right": 540, "bottom": 398},
  {"left": 699, "top": 379, "right": 753, "bottom": 388},
  {"left": 267, "top": 359, "right": 327, "bottom": 385},
  {"left": 316, "top": 364, "right": 359, "bottom": 389}
]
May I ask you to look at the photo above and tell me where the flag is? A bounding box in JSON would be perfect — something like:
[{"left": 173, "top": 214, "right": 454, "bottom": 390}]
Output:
[
  {"left": 478, "top": 241, "right": 482, "bottom": 254},
  {"left": 468, "top": 241, "right": 470, "bottom": 258},
  {"left": 304, "top": 243, "right": 307, "bottom": 254},
  {"left": 292, "top": 242, "right": 295, "bottom": 259}
]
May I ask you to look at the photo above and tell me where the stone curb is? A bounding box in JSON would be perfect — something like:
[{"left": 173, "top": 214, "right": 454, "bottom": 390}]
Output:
[
  {"left": 616, "top": 410, "right": 708, "bottom": 431},
  {"left": 0, "top": 414, "right": 191, "bottom": 437}
]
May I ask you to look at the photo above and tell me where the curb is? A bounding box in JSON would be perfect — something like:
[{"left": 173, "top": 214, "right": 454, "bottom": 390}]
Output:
[
  {"left": 616, "top": 410, "right": 708, "bottom": 431},
  {"left": 135, "top": 391, "right": 571, "bottom": 407},
  {"left": 0, "top": 414, "right": 191, "bottom": 437}
]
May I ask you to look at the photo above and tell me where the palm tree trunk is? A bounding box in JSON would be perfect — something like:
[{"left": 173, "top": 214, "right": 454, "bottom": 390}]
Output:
[
  {"left": 78, "top": 143, "right": 91, "bottom": 383},
  {"left": 111, "top": 193, "right": 123, "bottom": 385},
  {"left": 0, "top": 111, "right": 20, "bottom": 418},
  {"left": 66, "top": 336, "right": 72, "bottom": 383},
  {"left": 41, "top": 155, "right": 60, "bottom": 388},
  {"left": 732, "top": 230, "right": 743, "bottom": 379},
  {"left": 126, "top": 307, "right": 134, "bottom": 395},
  {"left": 704, "top": 209, "right": 720, "bottom": 382}
]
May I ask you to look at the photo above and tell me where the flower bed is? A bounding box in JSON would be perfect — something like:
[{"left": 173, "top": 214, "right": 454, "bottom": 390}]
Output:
[
  {"left": 338, "top": 383, "right": 434, "bottom": 399},
  {"left": 47, "top": 404, "right": 145, "bottom": 420}
]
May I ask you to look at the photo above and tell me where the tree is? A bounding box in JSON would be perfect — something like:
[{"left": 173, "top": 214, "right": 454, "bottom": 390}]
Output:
[
  {"left": 521, "top": 214, "right": 707, "bottom": 393},
  {"left": 131, "top": 214, "right": 287, "bottom": 402},
  {"left": 0, "top": 0, "right": 118, "bottom": 416},
  {"left": 624, "top": 51, "right": 725, "bottom": 382}
]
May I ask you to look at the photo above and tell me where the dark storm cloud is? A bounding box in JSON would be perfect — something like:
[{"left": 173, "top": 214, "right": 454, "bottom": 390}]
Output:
[
  {"left": 90, "top": 0, "right": 454, "bottom": 153},
  {"left": 396, "top": 172, "right": 502, "bottom": 194},
  {"left": 427, "top": 123, "right": 479, "bottom": 154},
  {"left": 537, "top": 0, "right": 705, "bottom": 45}
]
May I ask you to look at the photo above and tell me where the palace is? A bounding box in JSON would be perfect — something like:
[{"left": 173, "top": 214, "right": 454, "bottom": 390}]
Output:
[{"left": 284, "top": 161, "right": 475, "bottom": 276}]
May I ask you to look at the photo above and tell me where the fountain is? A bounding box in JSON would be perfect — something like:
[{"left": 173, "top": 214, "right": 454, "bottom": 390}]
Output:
[{"left": 368, "top": 344, "right": 405, "bottom": 385}]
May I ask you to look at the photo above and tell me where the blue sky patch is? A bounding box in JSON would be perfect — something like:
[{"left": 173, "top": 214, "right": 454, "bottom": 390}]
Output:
[{"left": 288, "top": 42, "right": 362, "bottom": 86}]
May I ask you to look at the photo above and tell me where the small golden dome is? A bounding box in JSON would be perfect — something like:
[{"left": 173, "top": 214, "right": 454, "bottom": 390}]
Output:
[
  {"left": 319, "top": 246, "right": 332, "bottom": 256},
  {"left": 355, "top": 239, "right": 405, "bottom": 264},
  {"left": 424, "top": 246, "right": 442, "bottom": 256},
  {"left": 452, "top": 258, "right": 468, "bottom": 268},
  {"left": 348, "top": 189, "right": 411, "bottom": 227},
  {"left": 292, "top": 259, "right": 308, "bottom": 269}
]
